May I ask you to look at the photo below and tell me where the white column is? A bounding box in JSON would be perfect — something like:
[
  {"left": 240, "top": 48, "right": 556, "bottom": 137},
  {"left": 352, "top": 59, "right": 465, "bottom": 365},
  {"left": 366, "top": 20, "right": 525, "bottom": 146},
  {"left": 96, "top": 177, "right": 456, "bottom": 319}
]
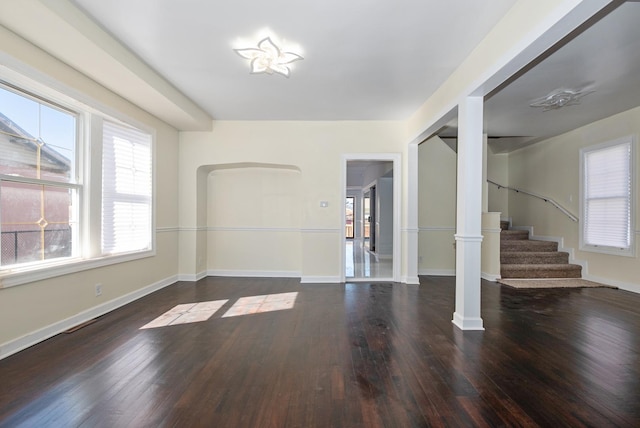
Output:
[{"left": 453, "top": 96, "right": 485, "bottom": 331}]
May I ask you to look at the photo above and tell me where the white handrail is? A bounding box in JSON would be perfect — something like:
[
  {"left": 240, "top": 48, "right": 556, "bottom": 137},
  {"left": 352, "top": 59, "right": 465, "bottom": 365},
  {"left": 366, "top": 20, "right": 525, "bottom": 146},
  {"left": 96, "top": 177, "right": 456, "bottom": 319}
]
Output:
[{"left": 488, "top": 180, "right": 578, "bottom": 222}]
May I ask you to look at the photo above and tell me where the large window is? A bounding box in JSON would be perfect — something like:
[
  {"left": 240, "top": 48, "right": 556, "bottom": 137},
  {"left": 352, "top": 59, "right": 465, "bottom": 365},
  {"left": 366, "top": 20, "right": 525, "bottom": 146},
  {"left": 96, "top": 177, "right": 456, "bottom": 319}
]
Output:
[
  {"left": 0, "top": 77, "right": 154, "bottom": 284},
  {"left": 0, "top": 85, "right": 78, "bottom": 267},
  {"left": 581, "top": 137, "right": 635, "bottom": 255}
]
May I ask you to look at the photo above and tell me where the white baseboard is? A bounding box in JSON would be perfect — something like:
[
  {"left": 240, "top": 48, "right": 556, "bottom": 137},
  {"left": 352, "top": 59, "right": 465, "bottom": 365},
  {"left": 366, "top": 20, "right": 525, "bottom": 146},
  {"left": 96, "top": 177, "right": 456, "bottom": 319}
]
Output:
[
  {"left": 208, "top": 269, "right": 301, "bottom": 278},
  {"left": 300, "top": 276, "right": 341, "bottom": 283},
  {"left": 177, "top": 271, "right": 207, "bottom": 282},
  {"left": 452, "top": 313, "right": 485, "bottom": 330},
  {"left": 583, "top": 274, "right": 639, "bottom": 294},
  {"left": 0, "top": 275, "right": 178, "bottom": 361},
  {"left": 402, "top": 276, "right": 420, "bottom": 285},
  {"left": 419, "top": 269, "right": 455, "bottom": 276},
  {"left": 482, "top": 272, "right": 501, "bottom": 282}
]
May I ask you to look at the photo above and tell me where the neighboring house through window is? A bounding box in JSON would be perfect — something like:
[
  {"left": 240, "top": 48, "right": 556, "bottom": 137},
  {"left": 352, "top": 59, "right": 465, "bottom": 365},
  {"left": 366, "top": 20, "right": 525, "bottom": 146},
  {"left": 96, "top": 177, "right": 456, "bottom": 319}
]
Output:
[{"left": 0, "top": 77, "right": 154, "bottom": 285}]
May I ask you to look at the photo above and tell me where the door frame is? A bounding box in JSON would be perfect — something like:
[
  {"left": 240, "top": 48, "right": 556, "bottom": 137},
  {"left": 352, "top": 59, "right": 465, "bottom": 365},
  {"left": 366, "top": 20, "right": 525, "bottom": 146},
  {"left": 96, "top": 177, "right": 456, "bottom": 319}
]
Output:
[{"left": 341, "top": 153, "right": 401, "bottom": 282}]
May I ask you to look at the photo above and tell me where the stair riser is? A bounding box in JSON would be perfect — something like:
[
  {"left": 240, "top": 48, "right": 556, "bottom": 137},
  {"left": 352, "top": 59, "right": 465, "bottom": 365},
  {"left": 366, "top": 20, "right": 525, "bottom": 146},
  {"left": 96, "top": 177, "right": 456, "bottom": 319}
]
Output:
[
  {"left": 501, "top": 241, "right": 558, "bottom": 252},
  {"left": 501, "top": 252, "right": 569, "bottom": 264},
  {"left": 500, "top": 231, "right": 530, "bottom": 240},
  {"left": 501, "top": 265, "right": 582, "bottom": 279}
]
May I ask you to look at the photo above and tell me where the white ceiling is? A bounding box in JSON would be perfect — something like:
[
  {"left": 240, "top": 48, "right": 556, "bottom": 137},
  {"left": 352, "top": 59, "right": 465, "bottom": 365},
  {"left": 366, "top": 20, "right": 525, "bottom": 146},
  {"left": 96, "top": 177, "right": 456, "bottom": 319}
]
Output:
[
  {"left": 70, "top": 0, "right": 517, "bottom": 120},
  {"left": 1, "top": 1, "right": 637, "bottom": 151},
  {"left": 443, "top": 1, "right": 640, "bottom": 152}
]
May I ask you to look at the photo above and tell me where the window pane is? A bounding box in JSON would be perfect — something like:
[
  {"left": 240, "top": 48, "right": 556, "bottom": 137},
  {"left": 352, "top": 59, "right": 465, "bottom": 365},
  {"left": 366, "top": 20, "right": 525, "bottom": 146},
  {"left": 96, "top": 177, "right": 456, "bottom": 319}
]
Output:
[
  {"left": 102, "top": 121, "right": 152, "bottom": 255},
  {"left": 0, "top": 86, "right": 76, "bottom": 183},
  {"left": 1, "top": 181, "right": 75, "bottom": 266},
  {"left": 583, "top": 140, "right": 633, "bottom": 251}
]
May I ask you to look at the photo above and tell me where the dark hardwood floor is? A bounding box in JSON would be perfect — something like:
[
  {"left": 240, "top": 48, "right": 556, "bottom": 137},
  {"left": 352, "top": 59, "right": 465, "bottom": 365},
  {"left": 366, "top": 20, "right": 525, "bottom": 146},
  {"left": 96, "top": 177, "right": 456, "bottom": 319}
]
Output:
[{"left": 1, "top": 276, "right": 639, "bottom": 427}]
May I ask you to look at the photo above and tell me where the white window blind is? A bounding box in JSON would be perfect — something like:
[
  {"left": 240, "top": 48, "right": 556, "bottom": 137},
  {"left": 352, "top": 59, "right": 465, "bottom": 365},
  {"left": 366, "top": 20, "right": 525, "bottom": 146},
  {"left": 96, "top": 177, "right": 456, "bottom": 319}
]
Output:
[
  {"left": 102, "top": 121, "right": 152, "bottom": 255},
  {"left": 582, "top": 139, "right": 632, "bottom": 251}
]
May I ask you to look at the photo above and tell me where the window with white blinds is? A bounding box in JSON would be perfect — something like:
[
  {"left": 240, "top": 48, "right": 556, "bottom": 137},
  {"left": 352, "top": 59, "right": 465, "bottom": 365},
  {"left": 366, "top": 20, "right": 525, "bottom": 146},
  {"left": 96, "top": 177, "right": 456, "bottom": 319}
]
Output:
[
  {"left": 581, "top": 137, "right": 634, "bottom": 255},
  {"left": 102, "top": 121, "right": 152, "bottom": 255}
]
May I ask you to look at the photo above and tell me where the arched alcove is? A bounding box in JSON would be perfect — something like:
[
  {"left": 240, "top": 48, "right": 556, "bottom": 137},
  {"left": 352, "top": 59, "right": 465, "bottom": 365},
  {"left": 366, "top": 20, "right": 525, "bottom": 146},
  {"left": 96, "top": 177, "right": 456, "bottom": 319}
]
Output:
[{"left": 196, "top": 163, "right": 303, "bottom": 277}]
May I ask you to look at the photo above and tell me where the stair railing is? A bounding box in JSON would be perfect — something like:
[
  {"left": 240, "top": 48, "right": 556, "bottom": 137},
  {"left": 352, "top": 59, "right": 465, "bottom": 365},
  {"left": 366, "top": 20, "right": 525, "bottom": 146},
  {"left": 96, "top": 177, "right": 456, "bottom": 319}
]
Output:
[{"left": 488, "top": 180, "right": 579, "bottom": 223}]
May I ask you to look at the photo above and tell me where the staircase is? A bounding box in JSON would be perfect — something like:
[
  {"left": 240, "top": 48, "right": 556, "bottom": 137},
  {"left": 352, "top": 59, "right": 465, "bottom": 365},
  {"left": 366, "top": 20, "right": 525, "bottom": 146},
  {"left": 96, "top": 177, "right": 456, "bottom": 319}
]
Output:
[{"left": 500, "top": 221, "right": 582, "bottom": 279}]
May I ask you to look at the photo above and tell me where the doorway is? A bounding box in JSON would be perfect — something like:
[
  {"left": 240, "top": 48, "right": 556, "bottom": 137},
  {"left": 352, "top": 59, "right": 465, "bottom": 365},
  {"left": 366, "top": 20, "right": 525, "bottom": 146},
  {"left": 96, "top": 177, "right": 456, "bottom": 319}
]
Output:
[{"left": 342, "top": 154, "right": 400, "bottom": 282}]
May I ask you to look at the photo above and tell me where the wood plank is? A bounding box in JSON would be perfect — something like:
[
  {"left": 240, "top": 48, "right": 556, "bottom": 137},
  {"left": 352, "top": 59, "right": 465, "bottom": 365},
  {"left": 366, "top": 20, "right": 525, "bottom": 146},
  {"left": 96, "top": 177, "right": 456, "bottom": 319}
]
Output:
[{"left": 1, "top": 276, "right": 639, "bottom": 427}]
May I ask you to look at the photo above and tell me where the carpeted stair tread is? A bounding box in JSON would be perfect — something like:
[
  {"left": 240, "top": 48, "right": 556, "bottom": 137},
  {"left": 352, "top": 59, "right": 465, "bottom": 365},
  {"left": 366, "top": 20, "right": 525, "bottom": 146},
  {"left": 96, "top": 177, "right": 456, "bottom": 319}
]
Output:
[
  {"left": 500, "top": 221, "right": 510, "bottom": 231},
  {"left": 501, "top": 240, "right": 558, "bottom": 252},
  {"left": 501, "top": 263, "right": 582, "bottom": 279},
  {"left": 500, "top": 230, "right": 530, "bottom": 240}
]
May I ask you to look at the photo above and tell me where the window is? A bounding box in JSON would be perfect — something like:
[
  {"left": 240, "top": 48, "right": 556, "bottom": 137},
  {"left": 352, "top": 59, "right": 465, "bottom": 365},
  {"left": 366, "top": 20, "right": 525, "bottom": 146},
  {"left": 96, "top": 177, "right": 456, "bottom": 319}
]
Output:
[
  {"left": 581, "top": 137, "right": 635, "bottom": 255},
  {"left": 0, "top": 85, "right": 79, "bottom": 267},
  {"left": 101, "top": 121, "right": 152, "bottom": 255},
  {"left": 0, "top": 75, "right": 154, "bottom": 286}
]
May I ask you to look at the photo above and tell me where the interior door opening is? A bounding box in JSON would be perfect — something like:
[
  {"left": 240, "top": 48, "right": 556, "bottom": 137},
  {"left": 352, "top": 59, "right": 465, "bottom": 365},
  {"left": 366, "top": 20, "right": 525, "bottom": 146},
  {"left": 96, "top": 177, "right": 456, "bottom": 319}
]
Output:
[{"left": 344, "top": 157, "right": 398, "bottom": 282}]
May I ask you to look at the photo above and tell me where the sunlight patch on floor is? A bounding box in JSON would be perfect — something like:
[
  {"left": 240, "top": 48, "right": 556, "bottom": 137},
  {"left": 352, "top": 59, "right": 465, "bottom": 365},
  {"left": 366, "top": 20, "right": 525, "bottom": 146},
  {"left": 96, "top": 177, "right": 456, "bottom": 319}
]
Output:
[
  {"left": 139, "top": 292, "right": 299, "bottom": 328},
  {"left": 221, "top": 292, "right": 298, "bottom": 318},
  {"left": 140, "top": 300, "right": 229, "bottom": 329}
]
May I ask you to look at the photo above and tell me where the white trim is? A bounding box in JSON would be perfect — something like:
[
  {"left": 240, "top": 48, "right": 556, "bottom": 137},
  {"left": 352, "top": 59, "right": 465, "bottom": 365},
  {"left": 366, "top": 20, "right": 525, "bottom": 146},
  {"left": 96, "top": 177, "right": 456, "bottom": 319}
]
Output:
[
  {"left": 482, "top": 272, "right": 501, "bottom": 282},
  {"left": 419, "top": 269, "right": 456, "bottom": 276},
  {"left": 300, "top": 276, "right": 341, "bottom": 283},
  {"left": 0, "top": 274, "right": 177, "bottom": 360},
  {"left": 207, "top": 269, "right": 301, "bottom": 278},
  {"left": 346, "top": 277, "right": 395, "bottom": 283},
  {"left": 419, "top": 226, "right": 456, "bottom": 232},
  {"left": 156, "top": 226, "right": 179, "bottom": 233},
  {"left": 300, "top": 228, "right": 340, "bottom": 234},
  {"left": 179, "top": 226, "right": 208, "bottom": 232},
  {"left": 582, "top": 273, "right": 639, "bottom": 294},
  {"left": 0, "top": 249, "right": 155, "bottom": 289},
  {"left": 207, "top": 226, "right": 301, "bottom": 233},
  {"left": 177, "top": 271, "right": 207, "bottom": 282},
  {"left": 452, "top": 313, "right": 484, "bottom": 331},
  {"left": 402, "top": 276, "right": 421, "bottom": 285},
  {"left": 454, "top": 234, "right": 484, "bottom": 242}
]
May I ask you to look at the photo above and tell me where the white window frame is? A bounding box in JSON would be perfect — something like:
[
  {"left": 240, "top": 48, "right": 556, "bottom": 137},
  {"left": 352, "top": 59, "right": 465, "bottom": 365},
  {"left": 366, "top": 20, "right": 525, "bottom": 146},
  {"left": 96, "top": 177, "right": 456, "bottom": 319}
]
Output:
[
  {"left": 579, "top": 136, "right": 636, "bottom": 257},
  {"left": 0, "top": 67, "right": 156, "bottom": 289}
]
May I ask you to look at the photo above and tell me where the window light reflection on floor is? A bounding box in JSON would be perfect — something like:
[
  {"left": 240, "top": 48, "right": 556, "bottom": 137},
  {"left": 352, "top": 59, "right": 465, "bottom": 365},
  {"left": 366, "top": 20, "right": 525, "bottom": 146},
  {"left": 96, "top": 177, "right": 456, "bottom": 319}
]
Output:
[
  {"left": 139, "top": 292, "right": 299, "bottom": 329},
  {"left": 140, "top": 300, "right": 229, "bottom": 329},
  {"left": 222, "top": 292, "right": 298, "bottom": 318}
]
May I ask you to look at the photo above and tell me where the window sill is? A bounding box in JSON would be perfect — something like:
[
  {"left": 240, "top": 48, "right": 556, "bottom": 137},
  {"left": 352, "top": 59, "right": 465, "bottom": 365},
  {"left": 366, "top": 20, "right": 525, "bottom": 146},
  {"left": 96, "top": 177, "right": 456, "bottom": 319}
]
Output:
[
  {"left": 579, "top": 244, "right": 635, "bottom": 258},
  {"left": 0, "top": 249, "right": 155, "bottom": 289}
]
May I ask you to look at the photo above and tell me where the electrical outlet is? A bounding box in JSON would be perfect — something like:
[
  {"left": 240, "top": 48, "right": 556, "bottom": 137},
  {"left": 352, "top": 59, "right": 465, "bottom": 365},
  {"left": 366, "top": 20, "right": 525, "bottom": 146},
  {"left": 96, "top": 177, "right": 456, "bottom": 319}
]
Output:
[{"left": 95, "top": 283, "right": 102, "bottom": 297}]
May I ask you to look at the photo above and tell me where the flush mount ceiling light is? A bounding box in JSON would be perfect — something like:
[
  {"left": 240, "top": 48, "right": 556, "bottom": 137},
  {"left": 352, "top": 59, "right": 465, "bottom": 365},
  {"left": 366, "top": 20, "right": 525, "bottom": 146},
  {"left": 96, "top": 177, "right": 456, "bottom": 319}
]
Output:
[
  {"left": 234, "top": 37, "right": 303, "bottom": 78},
  {"left": 529, "top": 86, "right": 595, "bottom": 111}
]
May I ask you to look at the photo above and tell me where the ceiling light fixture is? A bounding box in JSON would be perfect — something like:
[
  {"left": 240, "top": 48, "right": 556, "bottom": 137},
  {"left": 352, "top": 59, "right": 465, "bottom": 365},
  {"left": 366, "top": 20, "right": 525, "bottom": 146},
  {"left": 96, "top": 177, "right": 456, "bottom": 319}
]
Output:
[
  {"left": 234, "top": 37, "right": 303, "bottom": 78},
  {"left": 529, "top": 86, "right": 595, "bottom": 111}
]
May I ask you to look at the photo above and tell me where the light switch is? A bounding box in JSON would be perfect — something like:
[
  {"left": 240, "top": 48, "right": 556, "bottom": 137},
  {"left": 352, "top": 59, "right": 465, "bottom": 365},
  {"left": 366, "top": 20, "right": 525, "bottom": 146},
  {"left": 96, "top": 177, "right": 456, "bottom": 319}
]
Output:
[{"left": 320, "top": 201, "right": 328, "bottom": 208}]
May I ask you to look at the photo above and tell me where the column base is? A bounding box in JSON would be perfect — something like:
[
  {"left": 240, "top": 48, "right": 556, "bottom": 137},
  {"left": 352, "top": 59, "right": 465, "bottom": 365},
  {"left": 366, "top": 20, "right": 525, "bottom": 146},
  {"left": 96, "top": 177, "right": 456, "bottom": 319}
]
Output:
[{"left": 452, "top": 312, "right": 485, "bottom": 331}]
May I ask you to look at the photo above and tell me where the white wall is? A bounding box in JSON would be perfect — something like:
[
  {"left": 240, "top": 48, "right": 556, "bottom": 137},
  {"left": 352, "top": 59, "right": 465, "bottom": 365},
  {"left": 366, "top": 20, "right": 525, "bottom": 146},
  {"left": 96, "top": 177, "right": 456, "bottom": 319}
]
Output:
[
  {"left": 0, "top": 26, "right": 180, "bottom": 357},
  {"left": 418, "top": 136, "right": 457, "bottom": 275},
  {"left": 508, "top": 106, "right": 640, "bottom": 292},
  {"left": 488, "top": 149, "right": 509, "bottom": 218},
  {"left": 179, "top": 121, "right": 407, "bottom": 281},
  {"left": 207, "top": 165, "right": 302, "bottom": 276}
]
